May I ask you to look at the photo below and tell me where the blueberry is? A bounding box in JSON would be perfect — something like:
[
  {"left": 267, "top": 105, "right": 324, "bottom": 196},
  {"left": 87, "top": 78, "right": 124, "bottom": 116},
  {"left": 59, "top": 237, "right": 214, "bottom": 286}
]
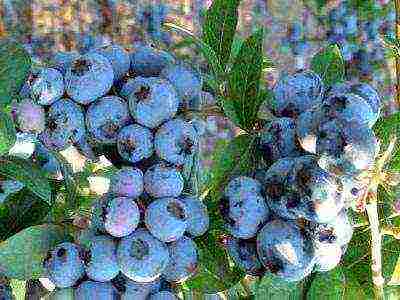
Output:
[
  {"left": 120, "top": 275, "right": 161, "bottom": 300},
  {"left": 287, "top": 22, "right": 303, "bottom": 42},
  {"left": 148, "top": 291, "right": 179, "bottom": 300},
  {"left": 257, "top": 219, "right": 315, "bottom": 282},
  {"left": 84, "top": 235, "right": 119, "bottom": 282},
  {"left": 43, "top": 242, "right": 85, "bottom": 288},
  {"left": 130, "top": 44, "right": 175, "bottom": 77},
  {"left": 225, "top": 192, "right": 269, "bottom": 239},
  {"left": 328, "top": 8, "right": 340, "bottom": 22},
  {"left": 180, "top": 196, "right": 209, "bottom": 237},
  {"left": 117, "top": 124, "right": 154, "bottom": 163},
  {"left": 127, "top": 77, "right": 179, "bottom": 129},
  {"left": 109, "top": 167, "right": 144, "bottom": 199},
  {"left": 155, "top": 119, "right": 198, "bottom": 166},
  {"left": 86, "top": 96, "right": 131, "bottom": 145},
  {"left": 26, "top": 67, "right": 65, "bottom": 106},
  {"left": 262, "top": 156, "right": 344, "bottom": 223},
  {"left": 117, "top": 228, "right": 170, "bottom": 283},
  {"left": 321, "top": 92, "right": 377, "bottom": 128},
  {"left": 39, "top": 98, "right": 85, "bottom": 151},
  {"left": 225, "top": 176, "right": 263, "bottom": 200},
  {"left": 296, "top": 112, "right": 379, "bottom": 176},
  {"left": 343, "top": 13, "right": 358, "bottom": 36},
  {"left": 65, "top": 53, "right": 114, "bottom": 105},
  {"left": 307, "top": 210, "right": 353, "bottom": 247},
  {"left": 292, "top": 40, "right": 310, "bottom": 56},
  {"left": 273, "top": 70, "right": 324, "bottom": 118},
  {"left": 162, "top": 236, "right": 198, "bottom": 282},
  {"left": 144, "top": 163, "right": 184, "bottom": 198},
  {"left": 160, "top": 63, "right": 203, "bottom": 107},
  {"left": 259, "top": 117, "right": 302, "bottom": 161},
  {"left": 348, "top": 83, "right": 381, "bottom": 123},
  {"left": 75, "top": 281, "right": 118, "bottom": 300},
  {"left": 90, "top": 44, "right": 130, "bottom": 82},
  {"left": 52, "top": 51, "right": 80, "bottom": 75},
  {"left": 145, "top": 197, "right": 188, "bottom": 242},
  {"left": 103, "top": 197, "right": 140, "bottom": 238},
  {"left": 226, "top": 237, "right": 264, "bottom": 276},
  {"left": 16, "top": 99, "right": 45, "bottom": 133}
]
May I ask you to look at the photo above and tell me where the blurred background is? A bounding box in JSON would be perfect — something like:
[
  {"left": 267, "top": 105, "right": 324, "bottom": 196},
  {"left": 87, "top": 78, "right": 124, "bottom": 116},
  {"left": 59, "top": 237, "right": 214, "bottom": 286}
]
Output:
[{"left": 0, "top": 0, "right": 398, "bottom": 182}]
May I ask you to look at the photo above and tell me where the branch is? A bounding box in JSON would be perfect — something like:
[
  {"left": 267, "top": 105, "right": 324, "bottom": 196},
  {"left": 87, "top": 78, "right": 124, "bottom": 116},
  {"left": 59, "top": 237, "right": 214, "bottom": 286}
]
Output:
[{"left": 365, "top": 195, "right": 385, "bottom": 300}]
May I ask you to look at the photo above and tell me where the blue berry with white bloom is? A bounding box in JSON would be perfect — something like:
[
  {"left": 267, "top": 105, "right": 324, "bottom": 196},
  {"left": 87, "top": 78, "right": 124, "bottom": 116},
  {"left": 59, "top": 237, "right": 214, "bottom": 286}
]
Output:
[
  {"left": 155, "top": 118, "right": 198, "bottom": 166},
  {"left": 65, "top": 53, "right": 114, "bottom": 105},
  {"left": 127, "top": 77, "right": 179, "bottom": 129}
]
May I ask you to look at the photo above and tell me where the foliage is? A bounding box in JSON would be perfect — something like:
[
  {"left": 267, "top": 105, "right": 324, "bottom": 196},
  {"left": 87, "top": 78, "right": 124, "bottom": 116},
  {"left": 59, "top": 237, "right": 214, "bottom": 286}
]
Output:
[
  {"left": 0, "top": 190, "right": 50, "bottom": 241},
  {"left": 225, "top": 29, "right": 265, "bottom": 131},
  {"left": 0, "top": 111, "right": 16, "bottom": 156},
  {"left": 0, "top": 39, "right": 31, "bottom": 107},
  {"left": 0, "top": 225, "right": 70, "bottom": 280},
  {"left": 0, "top": 156, "right": 52, "bottom": 205},
  {"left": 202, "top": 0, "right": 240, "bottom": 70},
  {"left": 373, "top": 112, "right": 400, "bottom": 171},
  {"left": 310, "top": 44, "right": 345, "bottom": 87}
]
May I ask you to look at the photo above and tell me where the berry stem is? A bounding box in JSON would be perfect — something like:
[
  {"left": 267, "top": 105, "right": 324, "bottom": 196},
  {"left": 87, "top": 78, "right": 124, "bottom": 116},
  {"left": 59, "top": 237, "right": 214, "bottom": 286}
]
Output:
[{"left": 366, "top": 198, "right": 385, "bottom": 299}]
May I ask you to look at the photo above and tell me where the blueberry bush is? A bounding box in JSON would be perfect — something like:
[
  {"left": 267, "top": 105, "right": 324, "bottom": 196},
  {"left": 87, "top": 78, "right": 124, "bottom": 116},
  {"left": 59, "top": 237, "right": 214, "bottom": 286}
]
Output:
[{"left": 1, "top": 0, "right": 400, "bottom": 299}]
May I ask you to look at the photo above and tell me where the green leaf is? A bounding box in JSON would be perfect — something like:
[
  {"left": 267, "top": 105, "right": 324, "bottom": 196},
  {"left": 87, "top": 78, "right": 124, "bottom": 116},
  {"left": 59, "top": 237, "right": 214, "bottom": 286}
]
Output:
[
  {"left": 229, "top": 36, "right": 245, "bottom": 64},
  {"left": 0, "top": 224, "right": 70, "bottom": 280},
  {"left": 221, "top": 97, "right": 242, "bottom": 128},
  {"left": 310, "top": 44, "right": 345, "bottom": 87},
  {"left": 10, "top": 279, "right": 26, "bottom": 300},
  {"left": 0, "top": 190, "right": 50, "bottom": 241},
  {"left": 342, "top": 228, "right": 400, "bottom": 298},
  {"left": 52, "top": 151, "right": 79, "bottom": 210},
  {"left": 183, "top": 230, "right": 245, "bottom": 293},
  {"left": 0, "top": 40, "right": 31, "bottom": 107},
  {"left": 0, "top": 156, "right": 52, "bottom": 205},
  {"left": 251, "top": 273, "right": 305, "bottom": 299},
  {"left": 207, "top": 134, "right": 258, "bottom": 201},
  {"left": 226, "top": 29, "right": 265, "bottom": 131},
  {"left": 203, "top": 0, "right": 240, "bottom": 68},
  {"left": 164, "top": 23, "right": 224, "bottom": 80},
  {"left": 0, "top": 111, "right": 16, "bottom": 156},
  {"left": 307, "top": 269, "right": 365, "bottom": 299},
  {"left": 373, "top": 112, "right": 400, "bottom": 171}
]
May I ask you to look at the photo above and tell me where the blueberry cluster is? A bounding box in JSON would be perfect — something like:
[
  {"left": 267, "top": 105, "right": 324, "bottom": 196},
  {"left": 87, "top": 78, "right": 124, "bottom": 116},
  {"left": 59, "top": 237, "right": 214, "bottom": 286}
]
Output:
[
  {"left": 13, "top": 39, "right": 208, "bottom": 299},
  {"left": 326, "top": 1, "right": 394, "bottom": 74},
  {"left": 222, "top": 70, "right": 380, "bottom": 282}
]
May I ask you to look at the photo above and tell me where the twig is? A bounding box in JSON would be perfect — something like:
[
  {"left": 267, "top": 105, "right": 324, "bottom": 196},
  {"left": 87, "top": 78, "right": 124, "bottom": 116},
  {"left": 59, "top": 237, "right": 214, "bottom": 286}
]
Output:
[{"left": 366, "top": 198, "right": 385, "bottom": 300}]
